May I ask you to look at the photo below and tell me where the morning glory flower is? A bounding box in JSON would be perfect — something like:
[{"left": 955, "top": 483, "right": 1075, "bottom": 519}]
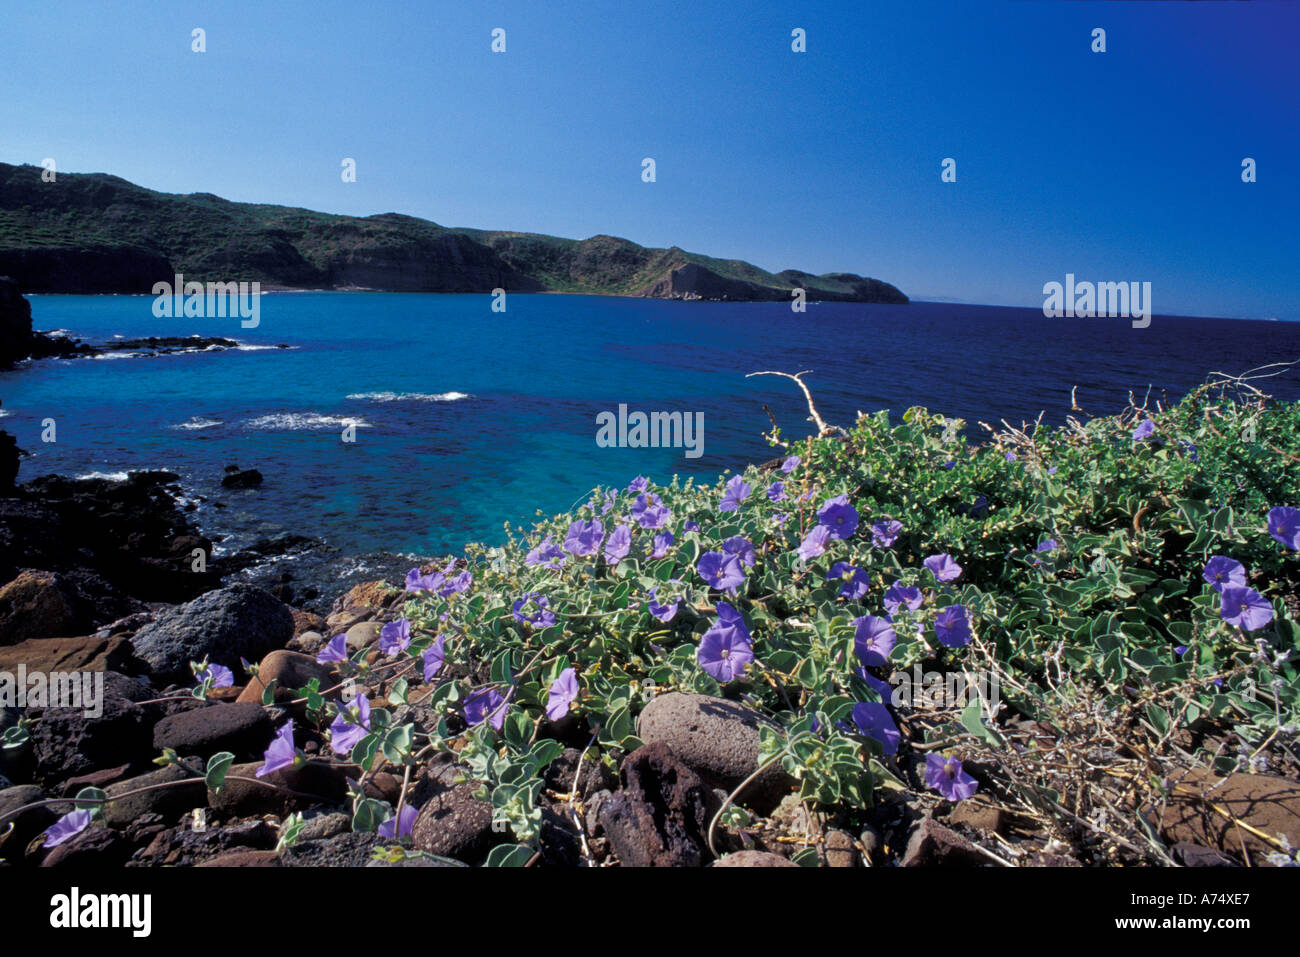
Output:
[
  {"left": 719, "top": 475, "right": 752, "bottom": 512},
  {"left": 196, "top": 663, "right": 234, "bottom": 688},
  {"left": 512, "top": 593, "right": 556, "bottom": 629},
  {"left": 1178, "top": 441, "right": 1199, "bottom": 462},
  {"left": 935, "top": 605, "right": 972, "bottom": 648},
  {"left": 628, "top": 476, "right": 649, "bottom": 493},
  {"left": 43, "top": 809, "right": 93, "bottom": 848},
  {"left": 329, "top": 693, "right": 371, "bottom": 757},
  {"left": 1202, "top": 556, "right": 1247, "bottom": 593},
  {"left": 856, "top": 668, "right": 894, "bottom": 700},
  {"left": 631, "top": 493, "right": 671, "bottom": 530},
  {"left": 405, "top": 566, "right": 444, "bottom": 593},
  {"left": 1174, "top": 645, "right": 1189, "bottom": 657},
  {"left": 1005, "top": 451, "right": 1017, "bottom": 462},
  {"left": 1036, "top": 539, "right": 1058, "bottom": 553},
  {"left": 1219, "top": 586, "right": 1274, "bottom": 631},
  {"left": 796, "top": 525, "right": 833, "bottom": 561},
  {"left": 697, "top": 602, "right": 754, "bottom": 683},
  {"left": 923, "top": 553, "right": 963, "bottom": 582},
  {"left": 883, "top": 581, "right": 924, "bottom": 617},
  {"left": 871, "top": 520, "right": 903, "bottom": 548},
  {"left": 767, "top": 481, "right": 787, "bottom": 502},
  {"left": 546, "top": 668, "right": 579, "bottom": 721},
  {"left": 604, "top": 524, "right": 633, "bottom": 563},
  {"left": 1267, "top": 507, "right": 1300, "bottom": 550},
  {"left": 1132, "top": 419, "right": 1156, "bottom": 442},
  {"left": 854, "top": 616, "right": 897, "bottom": 668},
  {"left": 422, "top": 634, "right": 446, "bottom": 680},
  {"left": 378, "top": 804, "right": 417, "bottom": 840},
  {"left": 464, "top": 688, "right": 509, "bottom": 730},
  {"left": 564, "top": 519, "right": 605, "bottom": 557},
  {"left": 829, "top": 562, "right": 870, "bottom": 601},
  {"left": 699, "top": 551, "right": 746, "bottom": 593},
  {"left": 317, "top": 633, "right": 348, "bottom": 664},
  {"left": 525, "top": 537, "right": 567, "bottom": 570},
  {"left": 925, "top": 753, "right": 978, "bottom": 802},
  {"left": 647, "top": 586, "right": 681, "bottom": 622},
  {"left": 257, "top": 722, "right": 299, "bottom": 777},
  {"left": 851, "top": 702, "right": 901, "bottom": 755},
  {"left": 723, "top": 535, "right": 757, "bottom": 569},
  {"left": 684, "top": 520, "right": 701, "bottom": 533},
  {"left": 943, "top": 460, "right": 956, "bottom": 470},
  {"left": 651, "top": 530, "right": 675, "bottom": 558},
  {"left": 379, "top": 618, "right": 411, "bottom": 657},
  {"left": 780, "top": 456, "right": 800, "bottom": 474},
  {"left": 817, "top": 495, "right": 859, "bottom": 540}
]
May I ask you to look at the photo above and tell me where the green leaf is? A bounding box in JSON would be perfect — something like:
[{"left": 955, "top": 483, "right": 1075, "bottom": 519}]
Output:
[
  {"left": 204, "top": 752, "right": 236, "bottom": 792},
  {"left": 485, "top": 843, "right": 534, "bottom": 867}
]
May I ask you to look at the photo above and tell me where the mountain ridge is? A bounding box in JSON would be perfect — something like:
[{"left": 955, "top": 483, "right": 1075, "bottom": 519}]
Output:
[{"left": 0, "top": 162, "right": 907, "bottom": 303}]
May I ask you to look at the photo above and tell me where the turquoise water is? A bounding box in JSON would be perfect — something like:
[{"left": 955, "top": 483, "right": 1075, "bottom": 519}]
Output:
[{"left": 2, "top": 293, "right": 1298, "bottom": 557}]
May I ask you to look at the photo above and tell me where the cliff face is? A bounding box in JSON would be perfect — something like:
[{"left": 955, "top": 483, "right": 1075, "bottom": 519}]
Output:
[
  {"left": 0, "top": 276, "right": 33, "bottom": 366},
  {"left": 0, "top": 162, "right": 908, "bottom": 303}
]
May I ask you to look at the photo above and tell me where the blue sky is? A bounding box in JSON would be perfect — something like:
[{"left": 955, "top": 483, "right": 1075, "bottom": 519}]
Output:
[{"left": 1, "top": 0, "right": 1296, "bottom": 318}]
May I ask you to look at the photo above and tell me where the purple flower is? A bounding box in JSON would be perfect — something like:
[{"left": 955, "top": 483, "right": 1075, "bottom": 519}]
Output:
[
  {"left": 1036, "top": 539, "right": 1058, "bottom": 554},
  {"left": 651, "top": 530, "right": 675, "bottom": 558},
  {"left": 564, "top": 519, "right": 605, "bottom": 557},
  {"left": 817, "top": 494, "right": 859, "bottom": 540},
  {"left": 512, "top": 593, "right": 556, "bottom": 629},
  {"left": 525, "top": 537, "right": 567, "bottom": 570},
  {"left": 719, "top": 475, "right": 752, "bottom": 512},
  {"left": 857, "top": 669, "right": 894, "bottom": 700},
  {"left": 871, "top": 520, "right": 903, "bottom": 548},
  {"left": 196, "top": 663, "right": 234, "bottom": 688},
  {"left": 943, "top": 460, "right": 956, "bottom": 470},
  {"left": 767, "top": 481, "right": 787, "bottom": 502},
  {"left": 935, "top": 605, "right": 972, "bottom": 648},
  {"left": 1004, "top": 451, "right": 1017, "bottom": 462},
  {"left": 1179, "top": 441, "right": 1199, "bottom": 462},
  {"left": 697, "top": 602, "right": 754, "bottom": 683},
  {"left": 631, "top": 493, "right": 671, "bottom": 530},
  {"left": 647, "top": 587, "right": 681, "bottom": 623},
  {"left": 604, "top": 524, "right": 633, "bottom": 563},
  {"left": 1267, "top": 507, "right": 1300, "bottom": 550},
  {"left": 329, "top": 693, "right": 371, "bottom": 756},
  {"left": 1132, "top": 419, "right": 1156, "bottom": 442},
  {"left": 851, "top": 702, "right": 901, "bottom": 755},
  {"left": 440, "top": 568, "right": 473, "bottom": 596},
  {"left": 1219, "top": 586, "right": 1274, "bottom": 631},
  {"left": 379, "top": 618, "right": 411, "bottom": 657},
  {"left": 405, "top": 565, "right": 444, "bottom": 593},
  {"left": 546, "top": 668, "right": 579, "bottom": 721},
  {"left": 699, "top": 551, "right": 746, "bottom": 592},
  {"left": 422, "top": 634, "right": 446, "bottom": 680},
  {"left": 628, "top": 476, "right": 649, "bottom": 493},
  {"left": 780, "top": 455, "right": 800, "bottom": 474},
  {"left": 1174, "top": 644, "right": 1189, "bottom": 657},
  {"left": 684, "top": 520, "right": 701, "bottom": 533},
  {"left": 1202, "top": 556, "right": 1247, "bottom": 593},
  {"left": 883, "top": 581, "right": 924, "bottom": 617},
  {"left": 464, "top": 688, "right": 509, "bottom": 730},
  {"left": 923, "top": 553, "right": 963, "bottom": 582},
  {"left": 854, "top": 616, "right": 897, "bottom": 668},
  {"left": 317, "top": 633, "right": 348, "bottom": 664},
  {"left": 925, "top": 753, "right": 978, "bottom": 802},
  {"left": 796, "top": 525, "right": 833, "bottom": 561},
  {"left": 43, "top": 809, "right": 93, "bottom": 848},
  {"left": 378, "top": 804, "right": 417, "bottom": 840},
  {"left": 829, "top": 562, "right": 870, "bottom": 601},
  {"left": 257, "top": 721, "right": 298, "bottom": 777},
  {"left": 723, "top": 535, "right": 757, "bottom": 569}
]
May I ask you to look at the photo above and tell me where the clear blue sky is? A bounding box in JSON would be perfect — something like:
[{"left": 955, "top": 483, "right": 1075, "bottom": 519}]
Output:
[{"left": 1, "top": 0, "right": 1296, "bottom": 319}]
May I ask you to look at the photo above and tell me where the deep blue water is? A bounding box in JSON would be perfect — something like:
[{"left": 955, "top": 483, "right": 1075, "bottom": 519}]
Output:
[{"left": 2, "top": 294, "right": 1298, "bottom": 559}]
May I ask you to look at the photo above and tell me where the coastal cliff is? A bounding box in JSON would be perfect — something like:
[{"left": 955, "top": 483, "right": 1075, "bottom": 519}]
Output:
[{"left": 0, "top": 163, "right": 907, "bottom": 303}]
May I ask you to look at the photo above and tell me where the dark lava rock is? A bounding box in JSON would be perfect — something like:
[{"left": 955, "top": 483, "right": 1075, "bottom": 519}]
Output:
[
  {"left": 0, "top": 784, "right": 57, "bottom": 862},
  {"left": 39, "top": 823, "right": 136, "bottom": 867},
  {"left": 102, "top": 762, "right": 207, "bottom": 828},
  {"left": 152, "top": 702, "right": 275, "bottom": 761},
  {"left": 411, "top": 781, "right": 498, "bottom": 863},
  {"left": 207, "top": 760, "right": 347, "bottom": 818},
  {"left": 543, "top": 747, "right": 618, "bottom": 801},
  {"left": 901, "top": 817, "right": 989, "bottom": 867},
  {"left": 197, "top": 849, "right": 282, "bottom": 867},
  {"left": 137, "top": 818, "right": 275, "bottom": 867},
  {"left": 637, "top": 692, "right": 796, "bottom": 813},
  {"left": 131, "top": 584, "right": 294, "bottom": 678},
  {"left": 280, "top": 831, "right": 386, "bottom": 867},
  {"left": 220, "top": 467, "right": 263, "bottom": 489},
  {"left": 599, "top": 742, "right": 715, "bottom": 867},
  {"left": 27, "top": 672, "right": 156, "bottom": 788},
  {"left": 0, "top": 276, "right": 33, "bottom": 368}
]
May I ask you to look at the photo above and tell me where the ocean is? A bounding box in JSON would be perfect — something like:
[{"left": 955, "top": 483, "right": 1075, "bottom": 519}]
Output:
[{"left": 3, "top": 293, "right": 1298, "bottom": 563}]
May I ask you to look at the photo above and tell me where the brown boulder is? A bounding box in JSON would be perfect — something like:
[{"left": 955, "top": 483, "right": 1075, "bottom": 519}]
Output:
[
  {"left": 236, "top": 650, "right": 336, "bottom": 705},
  {"left": 411, "top": 781, "right": 498, "bottom": 862},
  {"left": 1152, "top": 770, "right": 1300, "bottom": 865},
  {"left": 0, "top": 571, "right": 81, "bottom": 643},
  {"left": 0, "top": 634, "right": 139, "bottom": 673}
]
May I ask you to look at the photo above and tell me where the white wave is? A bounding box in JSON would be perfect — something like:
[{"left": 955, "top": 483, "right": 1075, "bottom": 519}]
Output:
[
  {"left": 245, "top": 413, "right": 373, "bottom": 431},
  {"left": 234, "top": 343, "right": 289, "bottom": 352},
  {"left": 75, "top": 471, "right": 130, "bottom": 482},
  {"left": 346, "top": 391, "right": 470, "bottom": 403},
  {"left": 171, "top": 416, "right": 223, "bottom": 431},
  {"left": 92, "top": 351, "right": 146, "bottom": 360}
]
